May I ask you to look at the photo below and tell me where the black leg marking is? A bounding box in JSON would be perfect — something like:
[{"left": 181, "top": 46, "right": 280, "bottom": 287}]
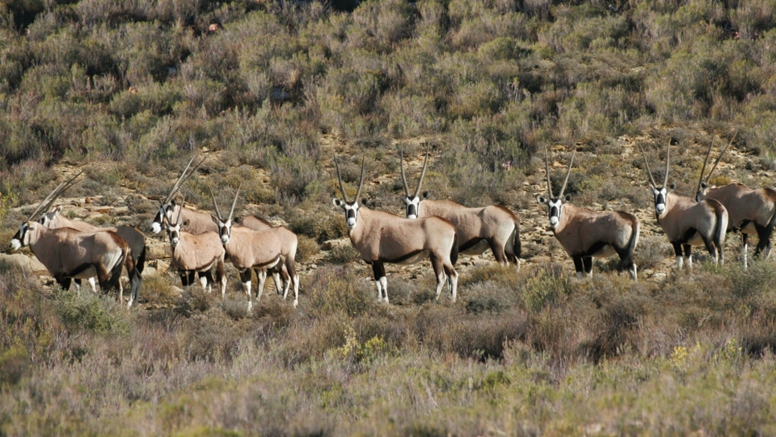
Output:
[
  {"left": 371, "top": 261, "right": 386, "bottom": 281},
  {"left": 672, "top": 243, "right": 683, "bottom": 257},
  {"left": 683, "top": 244, "right": 692, "bottom": 258},
  {"left": 572, "top": 256, "right": 584, "bottom": 274},
  {"left": 583, "top": 257, "right": 593, "bottom": 274}
]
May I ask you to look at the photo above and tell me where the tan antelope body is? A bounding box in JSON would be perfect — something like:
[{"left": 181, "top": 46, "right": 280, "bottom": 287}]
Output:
[
  {"left": 333, "top": 157, "right": 459, "bottom": 303},
  {"left": 537, "top": 150, "right": 640, "bottom": 280},
  {"left": 211, "top": 189, "right": 300, "bottom": 309},
  {"left": 164, "top": 206, "right": 227, "bottom": 296},
  {"left": 11, "top": 222, "right": 134, "bottom": 299},
  {"left": 39, "top": 206, "right": 146, "bottom": 297},
  {"left": 9, "top": 172, "right": 141, "bottom": 307},
  {"left": 639, "top": 142, "right": 728, "bottom": 268},
  {"left": 400, "top": 149, "right": 521, "bottom": 265},
  {"left": 149, "top": 155, "right": 287, "bottom": 289},
  {"left": 695, "top": 134, "right": 776, "bottom": 267}
]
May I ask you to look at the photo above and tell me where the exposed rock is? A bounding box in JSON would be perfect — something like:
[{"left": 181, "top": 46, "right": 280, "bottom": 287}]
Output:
[{"left": 0, "top": 253, "right": 48, "bottom": 273}]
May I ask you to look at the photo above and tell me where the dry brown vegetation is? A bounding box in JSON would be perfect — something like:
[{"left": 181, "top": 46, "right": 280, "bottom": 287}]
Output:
[{"left": 2, "top": 0, "right": 776, "bottom": 435}]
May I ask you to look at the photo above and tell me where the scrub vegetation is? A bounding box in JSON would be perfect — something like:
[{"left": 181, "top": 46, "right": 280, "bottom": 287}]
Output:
[{"left": 2, "top": 0, "right": 776, "bottom": 435}]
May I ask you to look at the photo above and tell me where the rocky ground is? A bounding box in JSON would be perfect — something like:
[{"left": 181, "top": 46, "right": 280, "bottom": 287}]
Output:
[{"left": 1, "top": 132, "right": 769, "bottom": 305}]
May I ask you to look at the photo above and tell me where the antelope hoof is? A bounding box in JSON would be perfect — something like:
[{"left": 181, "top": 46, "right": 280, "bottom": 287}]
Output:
[{"left": 293, "top": 299, "right": 298, "bottom": 308}]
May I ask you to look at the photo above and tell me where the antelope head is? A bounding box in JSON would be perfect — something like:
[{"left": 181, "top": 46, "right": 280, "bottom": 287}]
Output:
[
  {"left": 11, "top": 171, "right": 82, "bottom": 251},
  {"left": 38, "top": 205, "right": 64, "bottom": 228},
  {"left": 210, "top": 185, "right": 241, "bottom": 245},
  {"left": 638, "top": 141, "right": 674, "bottom": 218},
  {"left": 695, "top": 131, "right": 737, "bottom": 202},
  {"left": 332, "top": 156, "right": 366, "bottom": 230},
  {"left": 399, "top": 146, "right": 430, "bottom": 219},
  {"left": 151, "top": 154, "right": 207, "bottom": 234},
  {"left": 165, "top": 199, "right": 186, "bottom": 248},
  {"left": 536, "top": 148, "right": 575, "bottom": 229}
]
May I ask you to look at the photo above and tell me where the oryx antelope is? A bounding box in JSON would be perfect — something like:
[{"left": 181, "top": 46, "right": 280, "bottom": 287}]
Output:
[
  {"left": 9, "top": 181, "right": 139, "bottom": 303},
  {"left": 333, "top": 156, "right": 459, "bottom": 303},
  {"left": 695, "top": 133, "right": 776, "bottom": 268},
  {"left": 211, "top": 188, "right": 300, "bottom": 309},
  {"left": 149, "top": 155, "right": 289, "bottom": 290},
  {"left": 537, "top": 149, "right": 640, "bottom": 280},
  {"left": 164, "top": 202, "right": 227, "bottom": 296},
  {"left": 39, "top": 205, "right": 147, "bottom": 297},
  {"left": 400, "top": 148, "right": 521, "bottom": 268},
  {"left": 639, "top": 142, "right": 728, "bottom": 268}
]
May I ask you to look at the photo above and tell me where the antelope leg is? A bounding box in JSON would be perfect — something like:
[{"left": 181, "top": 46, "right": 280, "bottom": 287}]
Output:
[
  {"left": 256, "top": 269, "right": 267, "bottom": 301},
  {"left": 742, "top": 233, "right": 749, "bottom": 269},
  {"left": 371, "top": 262, "right": 386, "bottom": 302}
]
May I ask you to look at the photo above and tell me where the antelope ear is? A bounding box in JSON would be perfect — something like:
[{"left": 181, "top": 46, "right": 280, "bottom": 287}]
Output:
[
  {"left": 564, "top": 194, "right": 572, "bottom": 202},
  {"left": 361, "top": 198, "right": 369, "bottom": 206},
  {"left": 700, "top": 181, "right": 708, "bottom": 189},
  {"left": 211, "top": 215, "right": 220, "bottom": 225},
  {"left": 536, "top": 195, "right": 547, "bottom": 204},
  {"left": 332, "top": 198, "right": 343, "bottom": 207},
  {"left": 669, "top": 182, "right": 676, "bottom": 190},
  {"left": 55, "top": 205, "right": 63, "bottom": 213},
  {"left": 422, "top": 191, "right": 430, "bottom": 199},
  {"left": 182, "top": 220, "right": 190, "bottom": 227}
]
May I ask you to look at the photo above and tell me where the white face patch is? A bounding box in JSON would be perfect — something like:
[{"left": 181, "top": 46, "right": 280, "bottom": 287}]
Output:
[
  {"left": 220, "top": 220, "right": 232, "bottom": 244},
  {"left": 653, "top": 187, "right": 667, "bottom": 215},
  {"left": 404, "top": 196, "right": 420, "bottom": 219},
  {"left": 548, "top": 199, "right": 563, "bottom": 227},
  {"left": 344, "top": 202, "right": 359, "bottom": 228}
]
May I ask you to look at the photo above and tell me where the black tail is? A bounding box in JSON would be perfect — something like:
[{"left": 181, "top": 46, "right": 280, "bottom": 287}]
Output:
[
  {"left": 102, "top": 255, "right": 125, "bottom": 292},
  {"left": 136, "top": 244, "right": 147, "bottom": 274},
  {"left": 620, "top": 220, "right": 640, "bottom": 272},
  {"left": 512, "top": 221, "right": 522, "bottom": 260},
  {"left": 129, "top": 267, "right": 142, "bottom": 307},
  {"left": 450, "top": 232, "right": 459, "bottom": 266},
  {"left": 756, "top": 192, "right": 776, "bottom": 256}
]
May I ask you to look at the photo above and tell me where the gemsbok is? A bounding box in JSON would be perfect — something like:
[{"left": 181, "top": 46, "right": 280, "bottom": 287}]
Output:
[
  {"left": 639, "top": 141, "right": 728, "bottom": 268},
  {"left": 695, "top": 133, "right": 776, "bottom": 268},
  {"left": 537, "top": 149, "right": 640, "bottom": 280},
  {"left": 9, "top": 181, "right": 140, "bottom": 305},
  {"left": 399, "top": 148, "right": 521, "bottom": 268},
  {"left": 39, "top": 205, "right": 147, "bottom": 297},
  {"left": 164, "top": 201, "right": 227, "bottom": 296},
  {"left": 333, "top": 156, "right": 459, "bottom": 303},
  {"left": 211, "top": 188, "right": 300, "bottom": 309},
  {"left": 149, "top": 155, "right": 289, "bottom": 290}
]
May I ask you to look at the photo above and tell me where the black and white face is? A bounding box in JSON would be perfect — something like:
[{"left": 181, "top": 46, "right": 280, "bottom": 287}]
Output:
[
  {"left": 403, "top": 195, "right": 420, "bottom": 219},
  {"left": 9, "top": 222, "right": 31, "bottom": 251},
  {"left": 38, "top": 211, "right": 55, "bottom": 228},
  {"left": 695, "top": 182, "right": 708, "bottom": 202},
  {"left": 212, "top": 217, "right": 232, "bottom": 244},
  {"left": 333, "top": 198, "right": 359, "bottom": 229},
  {"left": 166, "top": 222, "right": 182, "bottom": 248},
  {"left": 150, "top": 203, "right": 172, "bottom": 234},
  {"left": 536, "top": 195, "right": 568, "bottom": 229},
  {"left": 651, "top": 186, "right": 668, "bottom": 216}
]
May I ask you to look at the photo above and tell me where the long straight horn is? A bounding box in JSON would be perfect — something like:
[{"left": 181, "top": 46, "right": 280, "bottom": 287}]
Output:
[
  {"left": 28, "top": 170, "right": 84, "bottom": 220},
  {"left": 165, "top": 155, "right": 197, "bottom": 203},
  {"left": 557, "top": 150, "right": 576, "bottom": 199},
  {"left": 414, "top": 145, "right": 430, "bottom": 197},
  {"left": 354, "top": 156, "right": 366, "bottom": 202},
  {"left": 637, "top": 143, "right": 658, "bottom": 188},
  {"left": 172, "top": 197, "right": 184, "bottom": 226},
  {"left": 227, "top": 185, "right": 241, "bottom": 222},
  {"left": 334, "top": 157, "right": 350, "bottom": 202},
  {"left": 174, "top": 154, "right": 209, "bottom": 196},
  {"left": 544, "top": 147, "right": 554, "bottom": 198},
  {"left": 209, "top": 186, "right": 223, "bottom": 220},
  {"left": 705, "top": 130, "right": 738, "bottom": 183},
  {"left": 399, "top": 148, "right": 410, "bottom": 197},
  {"left": 663, "top": 140, "right": 670, "bottom": 188},
  {"left": 697, "top": 136, "right": 715, "bottom": 195}
]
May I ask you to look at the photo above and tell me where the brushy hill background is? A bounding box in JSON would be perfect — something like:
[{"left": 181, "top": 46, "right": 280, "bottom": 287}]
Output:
[{"left": 2, "top": 0, "right": 776, "bottom": 435}]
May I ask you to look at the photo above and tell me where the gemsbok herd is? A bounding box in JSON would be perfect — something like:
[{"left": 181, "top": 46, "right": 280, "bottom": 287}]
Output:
[{"left": 9, "top": 134, "right": 776, "bottom": 309}]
